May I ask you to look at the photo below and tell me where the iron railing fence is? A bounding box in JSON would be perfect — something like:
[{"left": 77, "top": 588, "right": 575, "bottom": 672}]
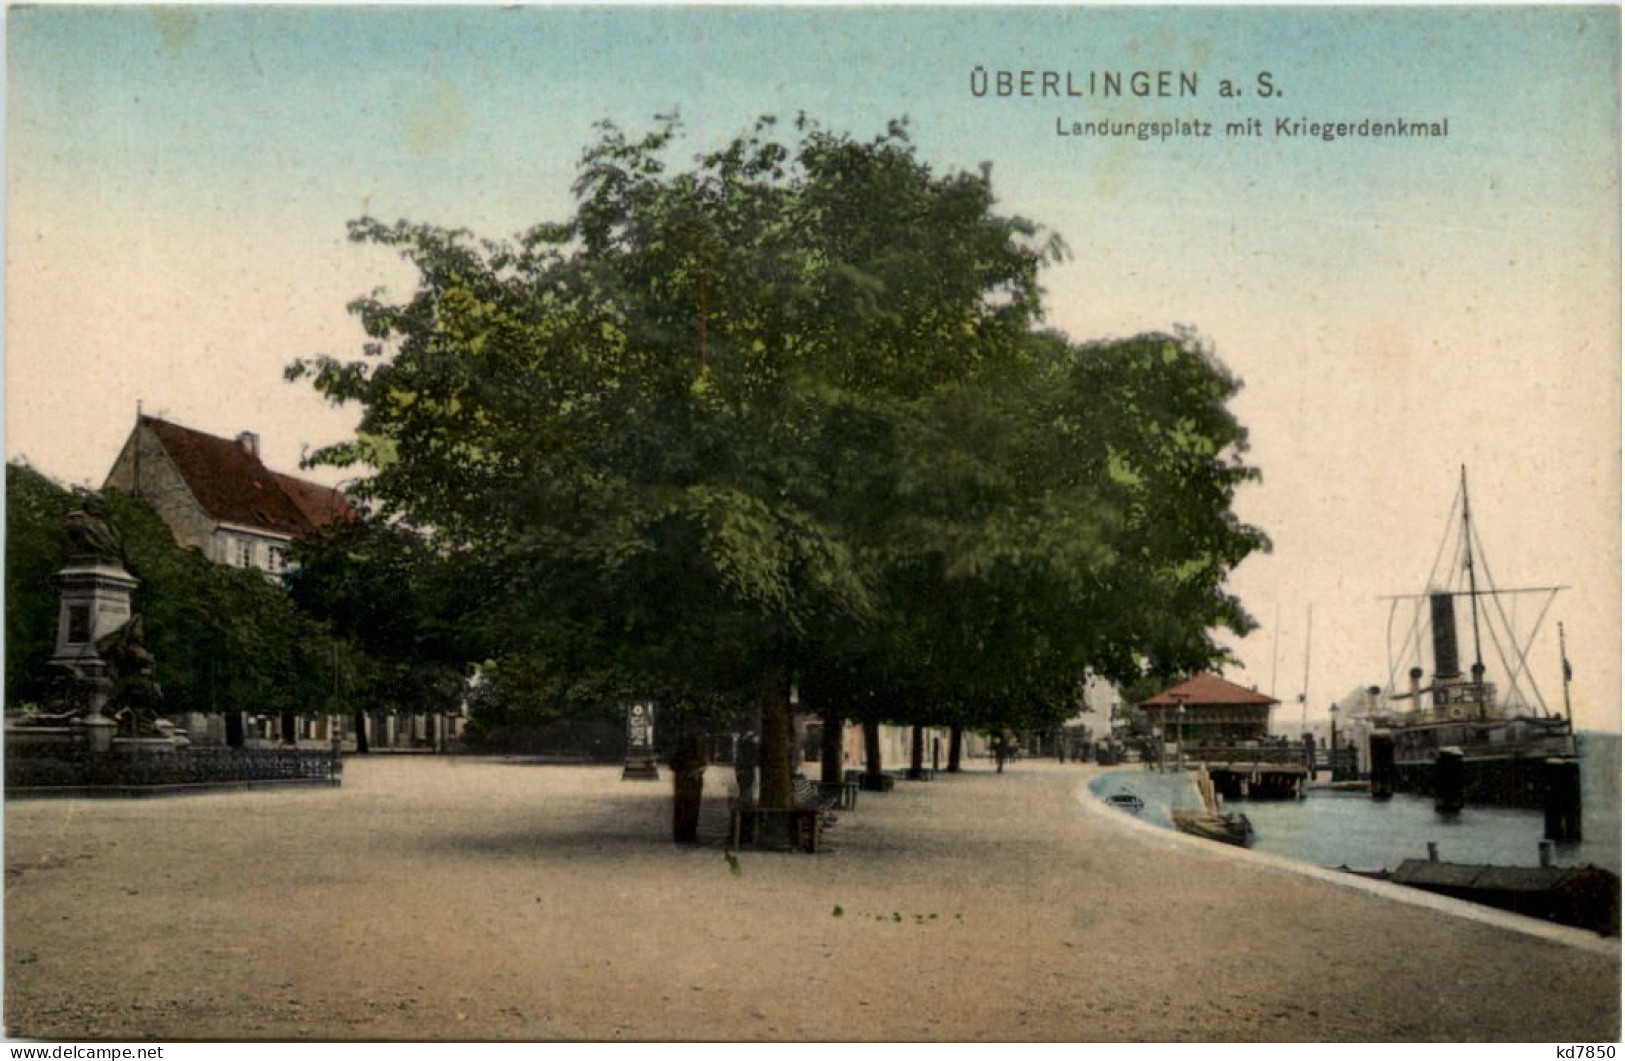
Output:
[{"left": 6, "top": 743, "right": 342, "bottom": 790}]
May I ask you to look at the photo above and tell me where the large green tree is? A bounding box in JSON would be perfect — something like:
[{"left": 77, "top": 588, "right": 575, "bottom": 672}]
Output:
[
  {"left": 289, "top": 115, "right": 1266, "bottom": 838},
  {"left": 290, "top": 116, "right": 1057, "bottom": 830},
  {"left": 797, "top": 324, "right": 1266, "bottom": 781}
]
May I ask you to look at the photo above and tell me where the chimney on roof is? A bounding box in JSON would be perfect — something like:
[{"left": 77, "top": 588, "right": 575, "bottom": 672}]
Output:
[{"left": 237, "top": 431, "right": 260, "bottom": 459}]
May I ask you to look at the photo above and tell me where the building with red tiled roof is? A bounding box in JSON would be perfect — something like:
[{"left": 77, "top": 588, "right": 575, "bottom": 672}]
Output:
[
  {"left": 100, "top": 415, "right": 466, "bottom": 754},
  {"left": 1138, "top": 673, "right": 1279, "bottom": 745},
  {"left": 103, "top": 415, "right": 355, "bottom": 575}
]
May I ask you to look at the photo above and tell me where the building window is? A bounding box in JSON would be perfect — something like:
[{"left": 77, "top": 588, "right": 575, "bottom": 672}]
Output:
[
  {"left": 267, "top": 546, "right": 286, "bottom": 574},
  {"left": 236, "top": 538, "right": 255, "bottom": 568}
]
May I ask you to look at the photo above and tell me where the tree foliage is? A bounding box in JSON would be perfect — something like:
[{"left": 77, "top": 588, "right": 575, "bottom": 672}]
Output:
[
  {"left": 6, "top": 462, "right": 77, "bottom": 703},
  {"left": 284, "top": 518, "right": 476, "bottom": 718},
  {"left": 5, "top": 462, "right": 358, "bottom": 717},
  {"left": 287, "top": 115, "right": 1268, "bottom": 785}
]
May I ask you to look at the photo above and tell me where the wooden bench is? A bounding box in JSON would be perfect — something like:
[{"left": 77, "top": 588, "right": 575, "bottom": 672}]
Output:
[
  {"left": 728, "top": 798, "right": 824, "bottom": 853},
  {"left": 848, "top": 768, "right": 895, "bottom": 793},
  {"left": 728, "top": 780, "right": 841, "bottom": 854},
  {"left": 822, "top": 779, "right": 859, "bottom": 811},
  {"left": 794, "top": 778, "right": 844, "bottom": 824}
]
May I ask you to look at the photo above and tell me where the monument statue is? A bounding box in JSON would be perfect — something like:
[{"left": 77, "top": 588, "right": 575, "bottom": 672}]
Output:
[
  {"left": 64, "top": 493, "right": 122, "bottom": 566},
  {"left": 7, "top": 494, "right": 183, "bottom": 753},
  {"left": 96, "top": 616, "right": 165, "bottom": 737}
]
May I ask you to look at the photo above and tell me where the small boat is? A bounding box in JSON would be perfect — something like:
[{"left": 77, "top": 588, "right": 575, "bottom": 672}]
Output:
[
  {"left": 1335, "top": 865, "right": 1394, "bottom": 881},
  {"left": 1390, "top": 859, "right": 1619, "bottom": 935},
  {"left": 1104, "top": 790, "right": 1144, "bottom": 812},
  {"left": 1171, "top": 807, "right": 1253, "bottom": 846}
]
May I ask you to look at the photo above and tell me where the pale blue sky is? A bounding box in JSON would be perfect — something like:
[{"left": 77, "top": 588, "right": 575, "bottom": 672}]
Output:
[
  {"left": 7, "top": 6, "right": 1619, "bottom": 729},
  {"left": 10, "top": 8, "right": 1617, "bottom": 230}
]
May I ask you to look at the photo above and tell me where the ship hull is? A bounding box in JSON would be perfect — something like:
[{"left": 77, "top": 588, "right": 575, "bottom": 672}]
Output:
[
  {"left": 1383, "top": 716, "right": 1576, "bottom": 810},
  {"left": 1393, "top": 751, "right": 1556, "bottom": 809}
]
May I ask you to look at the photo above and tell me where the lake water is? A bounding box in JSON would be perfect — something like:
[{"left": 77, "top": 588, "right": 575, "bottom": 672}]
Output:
[{"left": 1089, "top": 731, "right": 1620, "bottom": 875}]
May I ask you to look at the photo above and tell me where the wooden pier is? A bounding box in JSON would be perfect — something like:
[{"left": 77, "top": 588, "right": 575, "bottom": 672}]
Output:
[{"left": 1194, "top": 747, "right": 1312, "bottom": 799}]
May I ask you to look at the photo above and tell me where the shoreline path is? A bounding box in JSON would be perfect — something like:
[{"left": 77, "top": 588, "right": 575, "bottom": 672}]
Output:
[{"left": 5, "top": 757, "right": 1618, "bottom": 1041}]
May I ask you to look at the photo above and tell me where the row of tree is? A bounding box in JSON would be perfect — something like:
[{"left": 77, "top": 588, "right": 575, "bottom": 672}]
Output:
[{"left": 284, "top": 115, "right": 1268, "bottom": 837}]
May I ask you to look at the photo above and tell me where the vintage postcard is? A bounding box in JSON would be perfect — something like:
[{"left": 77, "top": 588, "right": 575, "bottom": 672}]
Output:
[{"left": 4, "top": 4, "right": 1619, "bottom": 1048}]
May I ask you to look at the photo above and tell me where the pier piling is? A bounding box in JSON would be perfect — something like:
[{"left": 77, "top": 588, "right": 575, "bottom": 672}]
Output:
[
  {"left": 1368, "top": 732, "right": 1395, "bottom": 800},
  {"left": 1434, "top": 748, "right": 1465, "bottom": 815},
  {"left": 1542, "top": 757, "right": 1582, "bottom": 842}
]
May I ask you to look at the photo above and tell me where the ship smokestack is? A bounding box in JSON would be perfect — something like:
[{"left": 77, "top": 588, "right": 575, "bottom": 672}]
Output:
[{"left": 1429, "top": 592, "right": 1462, "bottom": 680}]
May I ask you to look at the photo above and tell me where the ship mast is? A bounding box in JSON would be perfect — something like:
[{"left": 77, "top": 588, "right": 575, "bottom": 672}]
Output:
[
  {"left": 1459, "top": 466, "right": 1485, "bottom": 692},
  {"left": 1559, "top": 621, "right": 1574, "bottom": 725},
  {"left": 1380, "top": 470, "right": 1564, "bottom": 718}
]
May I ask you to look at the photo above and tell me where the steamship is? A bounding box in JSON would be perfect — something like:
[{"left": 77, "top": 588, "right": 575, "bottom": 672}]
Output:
[{"left": 1366, "top": 469, "right": 1577, "bottom": 810}]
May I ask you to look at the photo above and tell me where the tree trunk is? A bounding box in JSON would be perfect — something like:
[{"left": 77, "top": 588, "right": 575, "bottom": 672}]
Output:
[
  {"left": 224, "top": 710, "right": 244, "bottom": 749},
  {"left": 734, "top": 705, "right": 760, "bottom": 805},
  {"left": 908, "top": 722, "right": 925, "bottom": 779},
  {"left": 280, "top": 710, "right": 297, "bottom": 745},
  {"left": 353, "top": 707, "right": 369, "bottom": 753},
  {"left": 670, "top": 716, "right": 708, "bottom": 843},
  {"left": 820, "top": 702, "right": 844, "bottom": 786},
  {"left": 786, "top": 697, "right": 800, "bottom": 781},
  {"left": 863, "top": 716, "right": 883, "bottom": 780},
  {"left": 947, "top": 724, "right": 963, "bottom": 772},
  {"left": 759, "top": 675, "right": 793, "bottom": 810}
]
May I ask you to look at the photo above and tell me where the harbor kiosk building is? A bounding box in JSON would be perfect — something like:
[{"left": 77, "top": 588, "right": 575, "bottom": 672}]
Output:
[{"left": 1139, "top": 673, "right": 1279, "bottom": 747}]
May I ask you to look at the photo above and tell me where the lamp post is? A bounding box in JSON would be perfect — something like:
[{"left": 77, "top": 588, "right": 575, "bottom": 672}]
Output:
[
  {"left": 1173, "top": 693, "right": 1187, "bottom": 773},
  {"left": 1329, "top": 703, "right": 1340, "bottom": 780}
]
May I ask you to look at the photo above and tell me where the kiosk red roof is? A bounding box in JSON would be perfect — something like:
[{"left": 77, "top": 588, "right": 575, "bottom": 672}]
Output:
[{"left": 1139, "top": 673, "right": 1278, "bottom": 708}]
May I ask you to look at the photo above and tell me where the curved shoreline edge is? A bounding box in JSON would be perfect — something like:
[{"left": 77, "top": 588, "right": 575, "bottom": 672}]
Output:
[{"left": 1071, "top": 777, "right": 1620, "bottom": 957}]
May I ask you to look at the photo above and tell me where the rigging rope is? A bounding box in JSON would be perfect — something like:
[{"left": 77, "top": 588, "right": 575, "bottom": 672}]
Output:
[
  {"left": 1379, "top": 478, "right": 1556, "bottom": 719},
  {"left": 1474, "top": 535, "right": 1556, "bottom": 716},
  {"left": 1387, "top": 486, "right": 1463, "bottom": 696}
]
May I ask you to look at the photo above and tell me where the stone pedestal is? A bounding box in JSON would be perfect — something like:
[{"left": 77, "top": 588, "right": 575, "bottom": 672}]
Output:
[
  {"left": 8, "top": 555, "right": 188, "bottom": 757},
  {"left": 8, "top": 507, "right": 193, "bottom": 771},
  {"left": 45, "top": 561, "right": 138, "bottom": 754},
  {"left": 50, "top": 561, "right": 139, "bottom": 676},
  {"left": 75, "top": 714, "right": 118, "bottom": 754}
]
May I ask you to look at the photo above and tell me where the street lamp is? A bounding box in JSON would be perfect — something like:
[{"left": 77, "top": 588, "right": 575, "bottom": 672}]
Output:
[
  {"left": 1173, "top": 693, "right": 1187, "bottom": 773},
  {"left": 1329, "top": 703, "right": 1340, "bottom": 779}
]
